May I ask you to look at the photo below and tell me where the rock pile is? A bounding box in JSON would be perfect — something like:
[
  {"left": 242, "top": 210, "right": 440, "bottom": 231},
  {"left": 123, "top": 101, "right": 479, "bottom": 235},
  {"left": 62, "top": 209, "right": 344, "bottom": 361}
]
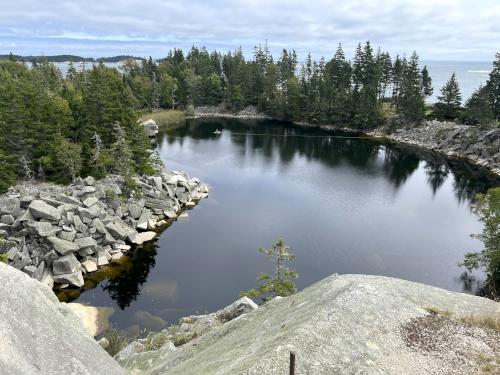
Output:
[
  {"left": 385, "top": 121, "right": 500, "bottom": 176},
  {"left": 0, "top": 167, "right": 208, "bottom": 289},
  {"left": 115, "top": 297, "right": 258, "bottom": 362}
]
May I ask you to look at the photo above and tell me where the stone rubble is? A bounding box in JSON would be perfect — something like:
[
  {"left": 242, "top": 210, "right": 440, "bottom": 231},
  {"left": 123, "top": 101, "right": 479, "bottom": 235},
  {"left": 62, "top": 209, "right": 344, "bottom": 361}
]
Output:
[
  {"left": 114, "top": 297, "right": 258, "bottom": 362},
  {"left": 0, "top": 166, "right": 208, "bottom": 289},
  {"left": 375, "top": 120, "right": 500, "bottom": 176}
]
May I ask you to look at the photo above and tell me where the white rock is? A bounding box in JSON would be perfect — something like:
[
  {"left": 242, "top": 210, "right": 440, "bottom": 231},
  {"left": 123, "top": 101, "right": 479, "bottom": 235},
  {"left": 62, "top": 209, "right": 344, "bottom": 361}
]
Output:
[{"left": 129, "top": 231, "right": 156, "bottom": 245}]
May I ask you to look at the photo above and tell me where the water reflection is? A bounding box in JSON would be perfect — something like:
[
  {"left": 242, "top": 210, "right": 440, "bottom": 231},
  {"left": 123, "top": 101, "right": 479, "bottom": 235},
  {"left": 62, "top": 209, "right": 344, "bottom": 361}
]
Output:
[
  {"left": 72, "top": 119, "right": 498, "bottom": 329},
  {"left": 161, "top": 119, "right": 499, "bottom": 201},
  {"left": 102, "top": 240, "right": 158, "bottom": 309}
]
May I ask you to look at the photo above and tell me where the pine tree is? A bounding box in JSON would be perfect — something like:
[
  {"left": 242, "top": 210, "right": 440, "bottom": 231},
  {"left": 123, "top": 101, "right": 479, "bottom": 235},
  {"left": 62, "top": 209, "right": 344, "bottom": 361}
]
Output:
[
  {"left": 421, "top": 66, "right": 433, "bottom": 98},
  {"left": 461, "top": 85, "right": 494, "bottom": 126},
  {"left": 240, "top": 239, "right": 299, "bottom": 302},
  {"left": 434, "top": 73, "right": 462, "bottom": 120},
  {"left": 487, "top": 52, "right": 500, "bottom": 120},
  {"left": 397, "top": 52, "right": 425, "bottom": 124}
]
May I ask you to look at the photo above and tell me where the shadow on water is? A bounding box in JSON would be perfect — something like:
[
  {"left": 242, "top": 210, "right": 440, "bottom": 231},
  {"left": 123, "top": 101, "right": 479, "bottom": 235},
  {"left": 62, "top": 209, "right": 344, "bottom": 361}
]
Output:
[{"left": 57, "top": 234, "right": 160, "bottom": 310}]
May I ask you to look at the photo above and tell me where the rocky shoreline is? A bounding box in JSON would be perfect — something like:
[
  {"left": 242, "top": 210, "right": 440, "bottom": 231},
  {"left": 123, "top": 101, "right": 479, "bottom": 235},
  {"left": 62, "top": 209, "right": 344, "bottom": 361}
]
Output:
[
  {"left": 0, "top": 162, "right": 208, "bottom": 290},
  {"left": 191, "top": 106, "right": 500, "bottom": 178},
  {"left": 369, "top": 121, "right": 500, "bottom": 177},
  {"left": 189, "top": 105, "right": 271, "bottom": 120}
]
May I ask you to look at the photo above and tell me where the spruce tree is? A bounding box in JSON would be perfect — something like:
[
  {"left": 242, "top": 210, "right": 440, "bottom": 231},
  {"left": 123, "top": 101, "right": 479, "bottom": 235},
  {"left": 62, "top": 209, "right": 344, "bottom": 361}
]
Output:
[
  {"left": 487, "top": 52, "right": 500, "bottom": 120},
  {"left": 435, "top": 73, "right": 462, "bottom": 120},
  {"left": 421, "top": 66, "right": 433, "bottom": 98},
  {"left": 462, "top": 85, "right": 494, "bottom": 126},
  {"left": 397, "top": 52, "right": 425, "bottom": 124}
]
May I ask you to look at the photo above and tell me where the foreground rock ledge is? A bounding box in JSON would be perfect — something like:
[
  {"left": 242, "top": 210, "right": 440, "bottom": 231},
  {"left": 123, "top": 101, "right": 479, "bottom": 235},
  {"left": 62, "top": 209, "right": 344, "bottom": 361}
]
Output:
[
  {"left": 0, "top": 262, "right": 125, "bottom": 375},
  {"left": 119, "top": 274, "right": 500, "bottom": 375}
]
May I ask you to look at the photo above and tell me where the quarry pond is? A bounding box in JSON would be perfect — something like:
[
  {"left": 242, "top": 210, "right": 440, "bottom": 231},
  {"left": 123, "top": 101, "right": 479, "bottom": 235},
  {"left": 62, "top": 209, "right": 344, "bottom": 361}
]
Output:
[{"left": 76, "top": 119, "right": 499, "bottom": 333}]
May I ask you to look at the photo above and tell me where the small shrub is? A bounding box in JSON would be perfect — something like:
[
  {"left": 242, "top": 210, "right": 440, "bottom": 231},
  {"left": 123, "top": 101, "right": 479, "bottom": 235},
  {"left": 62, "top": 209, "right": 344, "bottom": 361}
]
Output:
[
  {"left": 143, "top": 332, "right": 170, "bottom": 351},
  {"left": 240, "top": 239, "right": 299, "bottom": 302},
  {"left": 101, "top": 326, "right": 136, "bottom": 357}
]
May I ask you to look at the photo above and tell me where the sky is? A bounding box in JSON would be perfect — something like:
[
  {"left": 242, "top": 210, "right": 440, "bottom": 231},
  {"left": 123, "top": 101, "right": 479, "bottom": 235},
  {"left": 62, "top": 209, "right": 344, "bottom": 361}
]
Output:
[{"left": 1, "top": 0, "right": 499, "bottom": 61}]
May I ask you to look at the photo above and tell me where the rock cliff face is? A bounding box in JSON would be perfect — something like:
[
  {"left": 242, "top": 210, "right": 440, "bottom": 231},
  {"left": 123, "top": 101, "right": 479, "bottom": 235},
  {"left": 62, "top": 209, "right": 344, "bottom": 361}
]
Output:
[
  {"left": 0, "top": 165, "right": 208, "bottom": 289},
  {"left": 0, "top": 262, "right": 126, "bottom": 375},
  {"left": 381, "top": 121, "right": 500, "bottom": 176},
  {"left": 119, "top": 274, "right": 500, "bottom": 375}
]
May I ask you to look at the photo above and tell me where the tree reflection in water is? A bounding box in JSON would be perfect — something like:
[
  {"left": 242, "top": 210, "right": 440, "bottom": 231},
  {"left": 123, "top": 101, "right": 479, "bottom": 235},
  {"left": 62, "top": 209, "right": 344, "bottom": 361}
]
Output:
[{"left": 102, "top": 240, "right": 158, "bottom": 309}]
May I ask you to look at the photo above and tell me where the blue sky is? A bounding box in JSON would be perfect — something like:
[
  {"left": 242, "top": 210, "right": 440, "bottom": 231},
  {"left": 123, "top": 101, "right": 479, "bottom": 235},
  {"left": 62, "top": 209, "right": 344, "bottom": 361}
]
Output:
[{"left": 1, "top": 0, "right": 499, "bottom": 60}]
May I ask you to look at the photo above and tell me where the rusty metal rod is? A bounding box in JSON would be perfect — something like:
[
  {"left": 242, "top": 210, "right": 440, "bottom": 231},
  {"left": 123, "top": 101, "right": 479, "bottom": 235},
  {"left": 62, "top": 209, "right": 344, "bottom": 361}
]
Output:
[{"left": 290, "top": 352, "right": 296, "bottom": 375}]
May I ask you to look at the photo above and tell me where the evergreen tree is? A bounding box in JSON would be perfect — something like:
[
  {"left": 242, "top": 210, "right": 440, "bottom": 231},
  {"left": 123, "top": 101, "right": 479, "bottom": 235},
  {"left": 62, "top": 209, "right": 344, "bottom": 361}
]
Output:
[
  {"left": 397, "top": 52, "right": 425, "bottom": 124},
  {"left": 421, "top": 66, "right": 433, "bottom": 98},
  {"left": 487, "top": 52, "right": 500, "bottom": 120},
  {"left": 434, "top": 73, "right": 462, "bottom": 120},
  {"left": 241, "top": 239, "right": 299, "bottom": 302},
  {"left": 461, "top": 85, "right": 494, "bottom": 126}
]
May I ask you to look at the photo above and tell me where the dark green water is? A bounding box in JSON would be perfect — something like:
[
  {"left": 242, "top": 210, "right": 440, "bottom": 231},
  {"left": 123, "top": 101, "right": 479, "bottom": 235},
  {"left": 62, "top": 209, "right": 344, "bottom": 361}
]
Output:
[{"left": 77, "top": 119, "right": 499, "bottom": 333}]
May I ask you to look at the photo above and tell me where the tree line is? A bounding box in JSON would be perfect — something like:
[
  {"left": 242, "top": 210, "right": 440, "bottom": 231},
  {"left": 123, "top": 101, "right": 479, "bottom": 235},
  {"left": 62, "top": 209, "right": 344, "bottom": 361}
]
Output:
[
  {"left": 0, "top": 56, "right": 153, "bottom": 192},
  {"left": 120, "top": 42, "right": 500, "bottom": 128}
]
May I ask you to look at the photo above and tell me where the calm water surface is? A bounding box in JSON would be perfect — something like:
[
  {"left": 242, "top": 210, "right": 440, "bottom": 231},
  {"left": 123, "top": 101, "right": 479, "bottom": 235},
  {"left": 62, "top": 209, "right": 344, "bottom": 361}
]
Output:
[{"left": 76, "top": 119, "right": 498, "bottom": 333}]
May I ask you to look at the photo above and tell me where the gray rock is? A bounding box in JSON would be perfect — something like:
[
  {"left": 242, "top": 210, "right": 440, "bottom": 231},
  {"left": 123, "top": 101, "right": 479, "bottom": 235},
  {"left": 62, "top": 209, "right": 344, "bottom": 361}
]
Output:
[
  {"left": 53, "top": 253, "right": 80, "bottom": 275},
  {"left": 81, "top": 259, "right": 98, "bottom": 273},
  {"left": 73, "top": 215, "right": 88, "bottom": 233},
  {"left": 129, "top": 231, "right": 156, "bottom": 245},
  {"left": 91, "top": 218, "right": 107, "bottom": 234},
  {"left": 119, "top": 274, "right": 500, "bottom": 375},
  {"left": 40, "top": 267, "right": 54, "bottom": 288},
  {"left": 22, "top": 265, "right": 37, "bottom": 277},
  {"left": 77, "top": 206, "right": 98, "bottom": 220},
  {"left": 142, "top": 119, "right": 160, "bottom": 137},
  {"left": 215, "top": 297, "right": 258, "bottom": 323},
  {"left": 33, "top": 261, "right": 45, "bottom": 281},
  {"left": 47, "top": 237, "right": 79, "bottom": 255},
  {"left": 128, "top": 203, "right": 143, "bottom": 219},
  {"left": 114, "top": 341, "right": 145, "bottom": 362},
  {"left": 26, "top": 220, "right": 55, "bottom": 237},
  {"left": 137, "top": 208, "right": 152, "bottom": 228},
  {"left": 0, "top": 263, "right": 125, "bottom": 375},
  {"left": 0, "top": 197, "right": 20, "bottom": 216},
  {"left": 97, "top": 252, "right": 109, "bottom": 266},
  {"left": 53, "top": 270, "right": 84, "bottom": 287},
  {"left": 28, "top": 200, "right": 61, "bottom": 221},
  {"left": 84, "top": 176, "right": 96, "bottom": 186},
  {"left": 83, "top": 197, "right": 98, "bottom": 208},
  {"left": 59, "top": 230, "right": 76, "bottom": 242},
  {"left": 0, "top": 214, "right": 15, "bottom": 225},
  {"left": 75, "top": 237, "right": 98, "bottom": 250},
  {"left": 106, "top": 219, "right": 136, "bottom": 241},
  {"left": 56, "top": 194, "right": 82, "bottom": 206}
]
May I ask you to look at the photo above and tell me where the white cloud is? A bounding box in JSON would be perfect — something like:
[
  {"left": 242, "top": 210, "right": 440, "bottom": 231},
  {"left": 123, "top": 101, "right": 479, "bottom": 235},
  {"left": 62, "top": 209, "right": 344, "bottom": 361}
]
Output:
[{"left": 1, "top": 0, "right": 499, "bottom": 59}]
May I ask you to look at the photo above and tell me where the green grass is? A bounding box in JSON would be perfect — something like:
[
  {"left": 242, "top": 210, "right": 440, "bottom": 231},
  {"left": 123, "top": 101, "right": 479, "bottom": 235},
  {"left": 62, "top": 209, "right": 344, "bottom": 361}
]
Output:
[
  {"left": 101, "top": 326, "right": 138, "bottom": 357},
  {"left": 140, "top": 110, "right": 186, "bottom": 129}
]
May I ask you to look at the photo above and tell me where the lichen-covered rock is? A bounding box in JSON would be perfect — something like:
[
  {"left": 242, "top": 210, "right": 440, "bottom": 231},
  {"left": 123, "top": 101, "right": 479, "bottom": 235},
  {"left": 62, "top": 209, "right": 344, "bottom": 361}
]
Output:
[
  {"left": 0, "top": 262, "right": 125, "bottom": 375},
  {"left": 119, "top": 274, "right": 500, "bottom": 375}
]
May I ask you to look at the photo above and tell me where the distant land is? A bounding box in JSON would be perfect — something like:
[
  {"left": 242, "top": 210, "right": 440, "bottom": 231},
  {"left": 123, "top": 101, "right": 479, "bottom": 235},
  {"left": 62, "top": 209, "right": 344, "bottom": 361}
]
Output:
[{"left": 0, "top": 54, "right": 144, "bottom": 63}]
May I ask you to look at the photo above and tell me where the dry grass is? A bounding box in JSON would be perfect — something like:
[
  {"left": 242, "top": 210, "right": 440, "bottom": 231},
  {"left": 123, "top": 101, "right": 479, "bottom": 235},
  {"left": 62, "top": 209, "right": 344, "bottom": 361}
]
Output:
[
  {"left": 140, "top": 110, "right": 186, "bottom": 129},
  {"left": 423, "top": 306, "right": 500, "bottom": 332}
]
